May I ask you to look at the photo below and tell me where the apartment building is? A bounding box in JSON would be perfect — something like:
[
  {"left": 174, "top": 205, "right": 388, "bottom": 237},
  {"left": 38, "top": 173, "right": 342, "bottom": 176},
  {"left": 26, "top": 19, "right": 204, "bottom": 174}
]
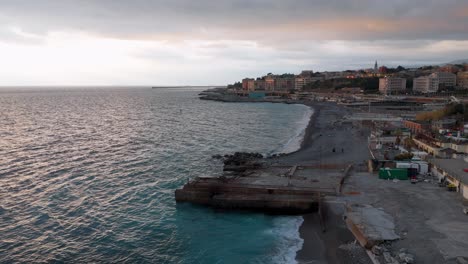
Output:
[
  {"left": 294, "top": 76, "right": 311, "bottom": 90},
  {"left": 275, "top": 77, "right": 295, "bottom": 91},
  {"left": 413, "top": 75, "right": 439, "bottom": 93},
  {"left": 254, "top": 79, "right": 265, "bottom": 90},
  {"left": 458, "top": 71, "right": 468, "bottom": 89},
  {"left": 265, "top": 75, "right": 276, "bottom": 91},
  {"left": 242, "top": 78, "right": 255, "bottom": 91},
  {"left": 430, "top": 72, "right": 457, "bottom": 88},
  {"left": 379, "top": 77, "right": 407, "bottom": 95}
]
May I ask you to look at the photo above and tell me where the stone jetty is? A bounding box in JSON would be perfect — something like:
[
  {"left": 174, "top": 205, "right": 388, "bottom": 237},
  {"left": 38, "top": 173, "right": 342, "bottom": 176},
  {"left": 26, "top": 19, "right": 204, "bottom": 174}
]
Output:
[{"left": 175, "top": 152, "right": 351, "bottom": 214}]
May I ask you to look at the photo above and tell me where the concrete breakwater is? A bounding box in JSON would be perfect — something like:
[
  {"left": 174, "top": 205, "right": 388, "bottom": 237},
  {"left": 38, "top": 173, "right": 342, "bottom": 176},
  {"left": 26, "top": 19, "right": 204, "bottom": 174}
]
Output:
[{"left": 175, "top": 155, "right": 351, "bottom": 214}]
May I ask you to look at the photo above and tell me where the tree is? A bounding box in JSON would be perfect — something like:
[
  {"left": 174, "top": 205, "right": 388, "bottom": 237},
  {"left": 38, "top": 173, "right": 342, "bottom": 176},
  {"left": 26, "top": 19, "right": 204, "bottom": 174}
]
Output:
[
  {"left": 403, "top": 137, "right": 415, "bottom": 152},
  {"left": 395, "top": 152, "right": 414, "bottom": 160},
  {"left": 395, "top": 136, "right": 401, "bottom": 146},
  {"left": 396, "top": 65, "right": 406, "bottom": 72},
  {"left": 227, "top": 82, "right": 242, "bottom": 89}
]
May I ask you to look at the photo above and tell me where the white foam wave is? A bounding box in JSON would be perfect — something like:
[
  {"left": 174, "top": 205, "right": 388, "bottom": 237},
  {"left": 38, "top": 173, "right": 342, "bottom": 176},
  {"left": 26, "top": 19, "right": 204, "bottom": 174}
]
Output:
[
  {"left": 277, "top": 105, "right": 314, "bottom": 154},
  {"left": 269, "top": 216, "right": 304, "bottom": 264}
]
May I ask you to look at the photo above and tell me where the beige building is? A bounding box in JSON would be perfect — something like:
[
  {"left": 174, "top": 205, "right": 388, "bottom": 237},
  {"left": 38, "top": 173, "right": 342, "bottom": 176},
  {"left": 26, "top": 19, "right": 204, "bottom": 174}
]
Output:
[
  {"left": 413, "top": 75, "right": 439, "bottom": 93},
  {"left": 379, "top": 77, "right": 407, "bottom": 95},
  {"left": 430, "top": 158, "right": 468, "bottom": 200},
  {"left": 265, "top": 75, "right": 276, "bottom": 91},
  {"left": 275, "top": 77, "right": 295, "bottom": 91},
  {"left": 294, "top": 76, "right": 311, "bottom": 90},
  {"left": 458, "top": 71, "right": 468, "bottom": 89}
]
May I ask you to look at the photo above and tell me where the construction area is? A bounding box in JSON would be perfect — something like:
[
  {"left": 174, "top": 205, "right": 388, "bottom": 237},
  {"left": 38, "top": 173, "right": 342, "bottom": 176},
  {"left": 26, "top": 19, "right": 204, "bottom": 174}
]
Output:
[{"left": 336, "top": 169, "right": 468, "bottom": 264}]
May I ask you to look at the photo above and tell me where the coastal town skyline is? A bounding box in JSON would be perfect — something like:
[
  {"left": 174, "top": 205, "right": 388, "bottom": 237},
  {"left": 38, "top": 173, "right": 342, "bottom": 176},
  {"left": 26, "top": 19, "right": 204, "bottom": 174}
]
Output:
[{"left": 0, "top": 0, "right": 468, "bottom": 86}]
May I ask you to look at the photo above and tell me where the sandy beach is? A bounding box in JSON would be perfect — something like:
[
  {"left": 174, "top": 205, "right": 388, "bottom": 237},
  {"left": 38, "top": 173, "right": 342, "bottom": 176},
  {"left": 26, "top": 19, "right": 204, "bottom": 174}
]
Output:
[{"left": 276, "top": 102, "right": 372, "bottom": 264}]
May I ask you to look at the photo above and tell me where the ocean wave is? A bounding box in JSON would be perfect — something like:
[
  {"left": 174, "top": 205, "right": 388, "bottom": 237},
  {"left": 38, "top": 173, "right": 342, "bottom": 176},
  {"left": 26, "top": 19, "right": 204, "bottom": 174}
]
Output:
[
  {"left": 276, "top": 105, "right": 314, "bottom": 154},
  {"left": 270, "top": 216, "right": 304, "bottom": 264}
]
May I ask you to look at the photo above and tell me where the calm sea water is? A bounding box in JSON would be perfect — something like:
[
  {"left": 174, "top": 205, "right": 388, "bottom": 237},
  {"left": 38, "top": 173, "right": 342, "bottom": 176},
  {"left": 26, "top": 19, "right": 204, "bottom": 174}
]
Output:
[{"left": 0, "top": 87, "right": 312, "bottom": 263}]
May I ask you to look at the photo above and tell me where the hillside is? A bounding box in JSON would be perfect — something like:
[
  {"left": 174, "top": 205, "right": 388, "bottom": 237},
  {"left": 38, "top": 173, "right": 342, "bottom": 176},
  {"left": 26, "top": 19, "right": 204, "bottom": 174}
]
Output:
[{"left": 446, "top": 59, "right": 468, "bottom": 65}]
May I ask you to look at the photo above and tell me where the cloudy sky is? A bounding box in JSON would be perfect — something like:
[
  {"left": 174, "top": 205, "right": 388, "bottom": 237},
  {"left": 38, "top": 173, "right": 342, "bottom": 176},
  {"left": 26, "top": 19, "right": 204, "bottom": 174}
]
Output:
[{"left": 0, "top": 0, "right": 468, "bottom": 85}]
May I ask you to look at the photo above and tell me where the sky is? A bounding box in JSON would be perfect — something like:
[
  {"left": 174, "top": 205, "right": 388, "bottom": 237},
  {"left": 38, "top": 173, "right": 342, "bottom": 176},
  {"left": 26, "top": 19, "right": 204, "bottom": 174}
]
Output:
[{"left": 0, "top": 0, "right": 468, "bottom": 86}]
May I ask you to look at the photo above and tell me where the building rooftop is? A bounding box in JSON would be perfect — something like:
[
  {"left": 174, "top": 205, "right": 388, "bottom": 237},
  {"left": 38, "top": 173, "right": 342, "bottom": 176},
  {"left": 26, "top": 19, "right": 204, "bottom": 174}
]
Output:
[{"left": 430, "top": 158, "right": 468, "bottom": 185}]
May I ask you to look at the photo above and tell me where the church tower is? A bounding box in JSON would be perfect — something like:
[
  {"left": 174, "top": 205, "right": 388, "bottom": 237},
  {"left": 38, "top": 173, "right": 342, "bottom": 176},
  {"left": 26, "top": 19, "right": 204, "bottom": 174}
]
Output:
[{"left": 374, "top": 61, "right": 378, "bottom": 73}]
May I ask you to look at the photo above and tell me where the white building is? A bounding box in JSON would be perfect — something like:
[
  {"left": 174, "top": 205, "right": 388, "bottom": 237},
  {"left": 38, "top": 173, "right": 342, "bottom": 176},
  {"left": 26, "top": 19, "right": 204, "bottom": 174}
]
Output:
[
  {"left": 430, "top": 72, "right": 457, "bottom": 88},
  {"left": 379, "top": 77, "right": 407, "bottom": 95},
  {"left": 413, "top": 75, "right": 439, "bottom": 93}
]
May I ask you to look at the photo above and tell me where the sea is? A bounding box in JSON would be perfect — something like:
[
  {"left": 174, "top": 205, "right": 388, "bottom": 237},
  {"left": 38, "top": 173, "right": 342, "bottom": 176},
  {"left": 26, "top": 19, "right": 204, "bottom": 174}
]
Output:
[{"left": 0, "top": 87, "right": 313, "bottom": 263}]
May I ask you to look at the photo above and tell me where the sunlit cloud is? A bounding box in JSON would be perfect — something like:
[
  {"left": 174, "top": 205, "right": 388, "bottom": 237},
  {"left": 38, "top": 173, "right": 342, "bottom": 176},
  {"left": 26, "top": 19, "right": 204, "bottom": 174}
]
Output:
[{"left": 0, "top": 0, "right": 467, "bottom": 85}]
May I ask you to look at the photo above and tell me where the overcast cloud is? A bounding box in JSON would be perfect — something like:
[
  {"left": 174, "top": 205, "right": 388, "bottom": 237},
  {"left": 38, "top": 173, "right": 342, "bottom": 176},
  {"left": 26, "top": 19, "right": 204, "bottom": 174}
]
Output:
[{"left": 0, "top": 0, "right": 467, "bottom": 85}]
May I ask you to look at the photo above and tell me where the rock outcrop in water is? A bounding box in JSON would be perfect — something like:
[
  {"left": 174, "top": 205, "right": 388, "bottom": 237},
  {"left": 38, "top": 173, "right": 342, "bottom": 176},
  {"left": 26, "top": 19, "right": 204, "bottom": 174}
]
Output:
[
  {"left": 222, "top": 152, "right": 263, "bottom": 165},
  {"left": 211, "top": 152, "right": 265, "bottom": 172}
]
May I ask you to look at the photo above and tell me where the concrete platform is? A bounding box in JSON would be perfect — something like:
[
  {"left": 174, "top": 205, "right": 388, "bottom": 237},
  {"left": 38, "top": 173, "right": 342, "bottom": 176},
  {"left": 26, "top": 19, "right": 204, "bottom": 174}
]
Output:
[
  {"left": 175, "top": 164, "right": 350, "bottom": 213},
  {"left": 345, "top": 204, "right": 400, "bottom": 248}
]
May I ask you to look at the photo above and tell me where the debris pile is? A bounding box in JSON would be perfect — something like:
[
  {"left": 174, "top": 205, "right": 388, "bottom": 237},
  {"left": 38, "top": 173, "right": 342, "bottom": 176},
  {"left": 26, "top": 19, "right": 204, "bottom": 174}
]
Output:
[{"left": 373, "top": 245, "right": 415, "bottom": 264}]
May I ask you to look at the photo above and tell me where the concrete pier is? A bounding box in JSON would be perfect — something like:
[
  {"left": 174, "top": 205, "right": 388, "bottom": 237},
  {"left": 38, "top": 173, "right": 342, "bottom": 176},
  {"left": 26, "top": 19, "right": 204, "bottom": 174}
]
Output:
[{"left": 175, "top": 164, "right": 350, "bottom": 214}]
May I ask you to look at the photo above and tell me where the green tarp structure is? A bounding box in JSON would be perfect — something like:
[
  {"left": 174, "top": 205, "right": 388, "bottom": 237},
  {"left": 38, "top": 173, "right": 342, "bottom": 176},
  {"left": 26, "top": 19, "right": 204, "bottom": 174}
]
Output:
[{"left": 379, "top": 168, "right": 408, "bottom": 180}]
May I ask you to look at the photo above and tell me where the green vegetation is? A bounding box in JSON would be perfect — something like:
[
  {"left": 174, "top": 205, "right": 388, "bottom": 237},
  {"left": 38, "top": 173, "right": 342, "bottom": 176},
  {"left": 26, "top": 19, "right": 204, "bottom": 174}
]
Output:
[
  {"left": 382, "top": 65, "right": 406, "bottom": 74},
  {"left": 303, "top": 77, "right": 380, "bottom": 91},
  {"left": 227, "top": 82, "right": 242, "bottom": 89},
  {"left": 395, "top": 136, "right": 401, "bottom": 146},
  {"left": 278, "top": 73, "right": 295, "bottom": 78},
  {"left": 416, "top": 103, "right": 468, "bottom": 121},
  {"left": 419, "top": 65, "right": 436, "bottom": 70},
  {"left": 394, "top": 152, "right": 414, "bottom": 160},
  {"left": 403, "top": 137, "right": 416, "bottom": 152},
  {"left": 406, "top": 78, "right": 413, "bottom": 89}
]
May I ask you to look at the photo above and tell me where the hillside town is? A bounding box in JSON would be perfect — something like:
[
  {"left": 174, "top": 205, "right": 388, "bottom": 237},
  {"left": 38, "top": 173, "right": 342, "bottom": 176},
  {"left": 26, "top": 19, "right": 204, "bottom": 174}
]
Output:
[
  {"left": 228, "top": 61, "right": 468, "bottom": 97},
  {"left": 193, "top": 61, "right": 468, "bottom": 263},
  {"left": 216, "top": 62, "right": 468, "bottom": 202}
]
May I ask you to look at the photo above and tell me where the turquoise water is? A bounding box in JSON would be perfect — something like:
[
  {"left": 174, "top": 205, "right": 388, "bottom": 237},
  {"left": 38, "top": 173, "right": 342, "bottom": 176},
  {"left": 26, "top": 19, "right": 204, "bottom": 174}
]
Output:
[{"left": 0, "top": 87, "right": 312, "bottom": 263}]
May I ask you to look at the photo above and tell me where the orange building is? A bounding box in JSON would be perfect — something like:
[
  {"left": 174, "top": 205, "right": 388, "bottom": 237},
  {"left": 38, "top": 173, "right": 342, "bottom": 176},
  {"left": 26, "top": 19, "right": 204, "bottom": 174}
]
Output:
[
  {"left": 439, "top": 65, "right": 460, "bottom": 74},
  {"left": 242, "top": 78, "right": 255, "bottom": 91},
  {"left": 254, "top": 79, "right": 265, "bottom": 90},
  {"left": 265, "top": 75, "right": 276, "bottom": 91},
  {"left": 404, "top": 120, "right": 430, "bottom": 134}
]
